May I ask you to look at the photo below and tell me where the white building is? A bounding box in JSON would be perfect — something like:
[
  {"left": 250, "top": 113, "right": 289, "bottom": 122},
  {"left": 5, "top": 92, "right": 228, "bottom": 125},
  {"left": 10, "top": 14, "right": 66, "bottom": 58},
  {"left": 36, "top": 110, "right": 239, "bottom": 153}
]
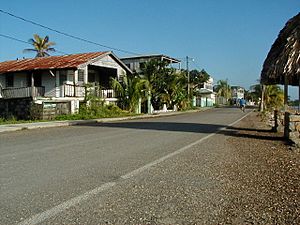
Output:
[
  {"left": 0, "top": 52, "right": 132, "bottom": 116},
  {"left": 195, "top": 77, "right": 216, "bottom": 107},
  {"left": 231, "top": 86, "right": 245, "bottom": 103}
]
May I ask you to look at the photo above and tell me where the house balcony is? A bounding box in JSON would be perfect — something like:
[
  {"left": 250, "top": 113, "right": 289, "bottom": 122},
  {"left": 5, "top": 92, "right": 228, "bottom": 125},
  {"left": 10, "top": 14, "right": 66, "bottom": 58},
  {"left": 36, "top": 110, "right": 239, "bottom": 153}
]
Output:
[
  {"left": 0, "top": 84, "right": 119, "bottom": 100},
  {"left": 1, "top": 86, "right": 45, "bottom": 99},
  {"left": 62, "top": 84, "right": 86, "bottom": 97},
  {"left": 63, "top": 84, "right": 118, "bottom": 99}
]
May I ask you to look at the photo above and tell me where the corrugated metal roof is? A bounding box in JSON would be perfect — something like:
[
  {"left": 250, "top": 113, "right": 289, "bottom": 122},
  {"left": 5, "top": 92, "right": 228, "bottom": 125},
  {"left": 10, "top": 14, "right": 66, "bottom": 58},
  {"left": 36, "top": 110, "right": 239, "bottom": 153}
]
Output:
[{"left": 0, "top": 52, "right": 108, "bottom": 74}]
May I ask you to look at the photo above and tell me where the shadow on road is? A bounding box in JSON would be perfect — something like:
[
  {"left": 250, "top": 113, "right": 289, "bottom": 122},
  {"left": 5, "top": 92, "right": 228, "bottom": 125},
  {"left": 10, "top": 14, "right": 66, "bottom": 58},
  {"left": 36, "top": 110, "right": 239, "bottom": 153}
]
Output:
[
  {"left": 226, "top": 126, "right": 274, "bottom": 133},
  {"left": 80, "top": 121, "right": 225, "bottom": 134},
  {"left": 220, "top": 129, "right": 285, "bottom": 141},
  {"left": 78, "top": 120, "right": 284, "bottom": 142}
]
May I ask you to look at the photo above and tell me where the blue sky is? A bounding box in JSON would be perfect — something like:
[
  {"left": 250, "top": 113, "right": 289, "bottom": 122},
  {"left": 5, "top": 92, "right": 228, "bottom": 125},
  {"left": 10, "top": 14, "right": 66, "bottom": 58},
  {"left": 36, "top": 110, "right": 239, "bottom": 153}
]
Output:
[{"left": 0, "top": 0, "right": 299, "bottom": 97}]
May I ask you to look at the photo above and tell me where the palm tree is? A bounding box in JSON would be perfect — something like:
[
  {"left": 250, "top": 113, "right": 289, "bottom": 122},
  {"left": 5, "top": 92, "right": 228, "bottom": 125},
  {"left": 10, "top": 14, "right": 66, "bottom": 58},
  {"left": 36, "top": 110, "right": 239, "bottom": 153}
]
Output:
[
  {"left": 215, "top": 79, "right": 231, "bottom": 99},
  {"left": 168, "top": 70, "right": 189, "bottom": 109},
  {"left": 111, "top": 74, "right": 150, "bottom": 113},
  {"left": 140, "top": 59, "right": 189, "bottom": 109},
  {"left": 263, "top": 85, "right": 284, "bottom": 110},
  {"left": 23, "top": 34, "right": 56, "bottom": 57}
]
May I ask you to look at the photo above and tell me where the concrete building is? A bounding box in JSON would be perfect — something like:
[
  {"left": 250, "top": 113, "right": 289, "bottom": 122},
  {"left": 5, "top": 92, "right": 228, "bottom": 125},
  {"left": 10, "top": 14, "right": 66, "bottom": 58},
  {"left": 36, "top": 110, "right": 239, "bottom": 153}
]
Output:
[
  {"left": 121, "top": 54, "right": 181, "bottom": 73},
  {"left": 231, "top": 86, "right": 245, "bottom": 104},
  {"left": 195, "top": 77, "right": 216, "bottom": 107}
]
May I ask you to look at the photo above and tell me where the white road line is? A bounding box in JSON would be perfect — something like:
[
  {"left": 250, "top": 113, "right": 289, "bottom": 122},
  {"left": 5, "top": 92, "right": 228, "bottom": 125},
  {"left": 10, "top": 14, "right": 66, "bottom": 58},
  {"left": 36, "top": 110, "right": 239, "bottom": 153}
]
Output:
[
  {"left": 18, "top": 111, "right": 252, "bottom": 225},
  {"left": 18, "top": 182, "right": 116, "bottom": 225}
]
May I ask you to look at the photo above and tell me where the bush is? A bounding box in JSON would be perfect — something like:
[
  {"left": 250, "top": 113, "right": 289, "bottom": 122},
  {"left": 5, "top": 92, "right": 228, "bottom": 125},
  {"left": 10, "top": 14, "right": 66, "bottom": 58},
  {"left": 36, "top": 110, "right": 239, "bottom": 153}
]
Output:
[{"left": 55, "top": 103, "right": 132, "bottom": 121}]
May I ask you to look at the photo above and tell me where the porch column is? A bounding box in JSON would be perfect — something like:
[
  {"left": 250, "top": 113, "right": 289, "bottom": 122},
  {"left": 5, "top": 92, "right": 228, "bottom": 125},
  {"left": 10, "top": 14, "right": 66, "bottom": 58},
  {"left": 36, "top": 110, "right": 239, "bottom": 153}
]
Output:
[
  {"left": 31, "top": 72, "right": 35, "bottom": 97},
  {"left": 284, "top": 75, "right": 289, "bottom": 139},
  {"left": 74, "top": 70, "right": 78, "bottom": 97},
  {"left": 55, "top": 71, "right": 60, "bottom": 97},
  {"left": 83, "top": 66, "right": 88, "bottom": 84},
  {"left": 74, "top": 70, "right": 78, "bottom": 84}
]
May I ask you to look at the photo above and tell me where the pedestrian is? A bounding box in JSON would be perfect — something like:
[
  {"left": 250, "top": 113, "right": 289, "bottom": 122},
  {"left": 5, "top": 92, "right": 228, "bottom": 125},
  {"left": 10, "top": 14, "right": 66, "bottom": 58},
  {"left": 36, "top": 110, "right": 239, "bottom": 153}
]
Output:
[{"left": 239, "top": 98, "right": 246, "bottom": 112}]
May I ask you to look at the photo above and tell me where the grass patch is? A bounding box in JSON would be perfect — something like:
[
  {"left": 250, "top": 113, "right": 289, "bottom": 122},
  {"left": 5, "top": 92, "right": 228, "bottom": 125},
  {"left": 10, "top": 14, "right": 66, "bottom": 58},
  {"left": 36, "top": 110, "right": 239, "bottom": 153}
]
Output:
[{"left": 0, "top": 117, "right": 46, "bottom": 125}]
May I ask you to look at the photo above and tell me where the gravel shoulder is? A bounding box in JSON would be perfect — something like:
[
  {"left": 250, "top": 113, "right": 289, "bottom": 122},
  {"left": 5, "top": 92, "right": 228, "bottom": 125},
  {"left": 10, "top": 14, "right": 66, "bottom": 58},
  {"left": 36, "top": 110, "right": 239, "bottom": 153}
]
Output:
[
  {"left": 219, "top": 111, "right": 300, "bottom": 225},
  {"left": 39, "top": 111, "right": 300, "bottom": 224}
]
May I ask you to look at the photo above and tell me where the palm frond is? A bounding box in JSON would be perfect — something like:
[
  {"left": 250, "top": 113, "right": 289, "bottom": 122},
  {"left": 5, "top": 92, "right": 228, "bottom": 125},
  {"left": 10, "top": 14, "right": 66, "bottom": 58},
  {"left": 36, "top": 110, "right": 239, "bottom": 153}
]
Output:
[{"left": 23, "top": 48, "right": 38, "bottom": 53}]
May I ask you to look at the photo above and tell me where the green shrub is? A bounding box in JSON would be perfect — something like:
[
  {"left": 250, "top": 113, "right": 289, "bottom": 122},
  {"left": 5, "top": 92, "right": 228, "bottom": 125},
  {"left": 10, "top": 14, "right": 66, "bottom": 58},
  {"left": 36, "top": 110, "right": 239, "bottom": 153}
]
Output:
[{"left": 55, "top": 103, "right": 132, "bottom": 121}]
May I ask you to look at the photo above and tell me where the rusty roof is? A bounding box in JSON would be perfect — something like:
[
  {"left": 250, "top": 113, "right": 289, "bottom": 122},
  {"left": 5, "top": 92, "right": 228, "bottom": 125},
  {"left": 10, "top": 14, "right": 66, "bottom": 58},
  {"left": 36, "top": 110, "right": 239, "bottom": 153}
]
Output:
[{"left": 0, "top": 52, "right": 108, "bottom": 74}]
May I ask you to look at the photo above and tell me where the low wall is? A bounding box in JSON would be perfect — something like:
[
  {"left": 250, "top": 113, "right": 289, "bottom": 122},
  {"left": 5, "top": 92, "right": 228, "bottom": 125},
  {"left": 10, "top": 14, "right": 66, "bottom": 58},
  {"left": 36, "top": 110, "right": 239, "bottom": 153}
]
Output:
[
  {"left": 31, "top": 101, "right": 72, "bottom": 120},
  {"left": 0, "top": 98, "right": 33, "bottom": 120},
  {"left": 289, "top": 114, "right": 300, "bottom": 147},
  {"left": 270, "top": 110, "right": 300, "bottom": 147},
  {"left": 0, "top": 98, "right": 77, "bottom": 120}
]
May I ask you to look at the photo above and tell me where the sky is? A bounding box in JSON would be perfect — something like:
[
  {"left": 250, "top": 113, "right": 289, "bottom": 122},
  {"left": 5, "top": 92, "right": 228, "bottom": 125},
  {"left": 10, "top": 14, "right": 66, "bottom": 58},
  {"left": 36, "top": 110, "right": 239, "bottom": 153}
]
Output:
[{"left": 0, "top": 0, "right": 299, "bottom": 98}]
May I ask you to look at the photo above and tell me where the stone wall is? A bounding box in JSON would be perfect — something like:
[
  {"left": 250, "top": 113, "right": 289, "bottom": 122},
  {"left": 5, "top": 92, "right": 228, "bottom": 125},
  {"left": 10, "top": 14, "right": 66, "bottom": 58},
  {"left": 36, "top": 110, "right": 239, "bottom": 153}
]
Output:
[
  {"left": 0, "top": 98, "right": 72, "bottom": 120},
  {"left": 40, "top": 101, "right": 71, "bottom": 120},
  {"left": 289, "top": 114, "right": 300, "bottom": 147},
  {"left": 265, "top": 110, "right": 300, "bottom": 147},
  {"left": 0, "top": 98, "right": 33, "bottom": 120}
]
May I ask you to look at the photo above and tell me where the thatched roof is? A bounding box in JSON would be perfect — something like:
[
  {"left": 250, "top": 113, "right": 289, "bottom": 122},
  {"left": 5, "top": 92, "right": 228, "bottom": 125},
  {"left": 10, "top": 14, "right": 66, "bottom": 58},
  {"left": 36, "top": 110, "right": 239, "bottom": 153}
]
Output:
[{"left": 261, "top": 13, "right": 300, "bottom": 86}]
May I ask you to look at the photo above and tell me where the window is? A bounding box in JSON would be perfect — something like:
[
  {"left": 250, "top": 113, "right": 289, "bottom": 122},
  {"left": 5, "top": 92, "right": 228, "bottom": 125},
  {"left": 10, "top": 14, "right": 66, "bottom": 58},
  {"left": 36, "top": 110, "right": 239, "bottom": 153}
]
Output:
[
  {"left": 125, "top": 64, "right": 131, "bottom": 69},
  {"left": 78, "top": 69, "right": 84, "bottom": 82},
  {"left": 6, "top": 75, "right": 14, "bottom": 87},
  {"left": 67, "top": 70, "right": 74, "bottom": 82}
]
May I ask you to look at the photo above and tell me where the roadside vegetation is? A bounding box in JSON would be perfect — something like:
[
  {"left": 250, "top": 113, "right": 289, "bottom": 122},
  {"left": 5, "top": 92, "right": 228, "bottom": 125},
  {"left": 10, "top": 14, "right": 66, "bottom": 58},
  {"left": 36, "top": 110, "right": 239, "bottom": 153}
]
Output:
[
  {"left": 111, "top": 59, "right": 211, "bottom": 113},
  {"left": 0, "top": 117, "right": 47, "bottom": 125},
  {"left": 55, "top": 103, "right": 133, "bottom": 121}
]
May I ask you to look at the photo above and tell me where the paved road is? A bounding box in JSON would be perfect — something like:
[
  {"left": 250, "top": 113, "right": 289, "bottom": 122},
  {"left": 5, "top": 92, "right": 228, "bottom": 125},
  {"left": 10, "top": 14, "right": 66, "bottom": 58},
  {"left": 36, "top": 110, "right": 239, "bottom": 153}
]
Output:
[{"left": 0, "top": 107, "right": 250, "bottom": 224}]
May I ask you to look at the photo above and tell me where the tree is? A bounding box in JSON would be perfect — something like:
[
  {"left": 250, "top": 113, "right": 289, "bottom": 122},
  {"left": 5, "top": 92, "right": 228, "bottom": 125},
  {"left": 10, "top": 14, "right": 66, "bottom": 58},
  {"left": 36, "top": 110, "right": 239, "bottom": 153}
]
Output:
[
  {"left": 140, "top": 59, "right": 188, "bottom": 110},
  {"left": 23, "top": 34, "right": 56, "bottom": 57},
  {"left": 189, "top": 69, "right": 210, "bottom": 91},
  {"left": 263, "top": 85, "right": 284, "bottom": 110},
  {"left": 246, "top": 84, "right": 262, "bottom": 104},
  {"left": 111, "top": 73, "right": 149, "bottom": 113},
  {"left": 215, "top": 79, "right": 231, "bottom": 99}
]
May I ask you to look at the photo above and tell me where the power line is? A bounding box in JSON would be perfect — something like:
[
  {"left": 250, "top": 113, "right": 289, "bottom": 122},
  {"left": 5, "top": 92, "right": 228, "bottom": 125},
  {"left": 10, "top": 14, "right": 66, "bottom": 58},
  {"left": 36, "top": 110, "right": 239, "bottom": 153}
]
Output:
[
  {"left": 0, "top": 9, "right": 141, "bottom": 56},
  {"left": 0, "top": 33, "right": 68, "bottom": 55}
]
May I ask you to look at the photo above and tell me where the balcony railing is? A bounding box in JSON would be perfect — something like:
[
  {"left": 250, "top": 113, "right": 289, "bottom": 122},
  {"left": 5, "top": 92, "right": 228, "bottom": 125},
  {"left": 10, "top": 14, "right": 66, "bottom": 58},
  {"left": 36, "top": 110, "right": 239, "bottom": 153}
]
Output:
[
  {"left": 63, "top": 84, "right": 85, "bottom": 97},
  {"left": 86, "top": 86, "right": 118, "bottom": 99},
  {"left": 62, "top": 84, "right": 118, "bottom": 99},
  {"left": 0, "top": 85, "right": 118, "bottom": 100},
  {"left": 1, "top": 86, "right": 45, "bottom": 99}
]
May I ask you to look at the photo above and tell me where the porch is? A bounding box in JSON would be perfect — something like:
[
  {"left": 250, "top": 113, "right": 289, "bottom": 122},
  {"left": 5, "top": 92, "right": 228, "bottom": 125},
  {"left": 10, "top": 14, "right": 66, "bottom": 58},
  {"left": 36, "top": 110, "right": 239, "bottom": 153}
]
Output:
[
  {"left": 0, "top": 84, "right": 118, "bottom": 100},
  {"left": 1, "top": 86, "right": 45, "bottom": 99}
]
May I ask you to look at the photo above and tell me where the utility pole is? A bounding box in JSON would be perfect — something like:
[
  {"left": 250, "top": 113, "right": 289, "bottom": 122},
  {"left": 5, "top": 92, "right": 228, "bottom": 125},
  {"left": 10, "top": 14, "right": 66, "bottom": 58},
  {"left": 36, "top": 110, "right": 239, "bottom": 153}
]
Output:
[{"left": 186, "top": 56, "right": 190, "bottom": 102}]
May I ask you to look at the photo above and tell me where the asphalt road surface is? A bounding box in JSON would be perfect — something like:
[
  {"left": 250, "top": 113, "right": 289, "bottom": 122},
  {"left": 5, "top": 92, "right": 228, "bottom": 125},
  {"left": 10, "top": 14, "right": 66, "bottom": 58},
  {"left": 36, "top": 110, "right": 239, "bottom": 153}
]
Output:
[{"left": 0, "top": 107, "right": 250, "bottom": 225}]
